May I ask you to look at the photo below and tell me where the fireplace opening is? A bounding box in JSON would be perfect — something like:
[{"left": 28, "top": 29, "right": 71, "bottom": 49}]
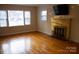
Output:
[{"left": 53, "top": 26, "right": 66, "bottom": 40}]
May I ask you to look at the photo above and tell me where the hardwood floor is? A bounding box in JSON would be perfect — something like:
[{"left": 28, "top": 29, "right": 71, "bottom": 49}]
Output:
[{"left": 0, "top": 32, "right": 79, "bottom": 54}]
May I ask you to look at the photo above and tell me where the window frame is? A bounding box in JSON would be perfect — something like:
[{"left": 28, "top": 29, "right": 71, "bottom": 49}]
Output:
[
  {"left": 0, "top": 10, "right": 32, "bottom": 27},
  {"left": 24, "top": 11, "right": 31, "bottom": 25},
  {"left": 0, "top": 10, "right": 8, "bottom": 27},
  {"left": 41, "top": 10, "right": 47, "bottom": 21}
]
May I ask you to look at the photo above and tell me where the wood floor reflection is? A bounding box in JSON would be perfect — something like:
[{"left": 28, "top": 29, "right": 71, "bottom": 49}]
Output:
[{"left": 0, "top": 32, "right": 79, "bottom": 54}]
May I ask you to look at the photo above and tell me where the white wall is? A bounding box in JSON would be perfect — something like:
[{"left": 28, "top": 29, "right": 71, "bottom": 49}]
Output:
[
  {"left": 70, "top": 5, "right": 79, "bottom": 43},
  {"left": 37, "top": 5, "right": 52, "bottom": 35}
]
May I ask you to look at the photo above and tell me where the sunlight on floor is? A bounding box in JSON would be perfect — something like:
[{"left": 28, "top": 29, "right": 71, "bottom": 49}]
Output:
[{"left": 2, "top": 37, "right": 32, "bottom": 54}]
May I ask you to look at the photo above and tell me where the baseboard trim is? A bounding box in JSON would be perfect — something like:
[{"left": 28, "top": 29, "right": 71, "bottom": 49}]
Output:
[{"left": 0, "top": 30, "right": 36, "bottom": 36}]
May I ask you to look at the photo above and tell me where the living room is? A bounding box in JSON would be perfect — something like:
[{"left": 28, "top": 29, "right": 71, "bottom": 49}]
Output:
[{"left": 0, "top": 4, "right": 79, "bottom": 54}]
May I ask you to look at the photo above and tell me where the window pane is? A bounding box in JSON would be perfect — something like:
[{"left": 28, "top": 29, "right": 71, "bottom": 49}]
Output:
[
  {"left": 41, "top": 10, "right": 47, "bottom": 20},
  {"left": 25, "top": 11, "right": 31, "bottom": 25},
  {"left": 8, "top": 10, "right": 24, "bottom": 26},
  {"left": 0, "top": 10, "right": 7, "bottom": 27},
  {"left": 41, "top": 11, "right": 47, "bottom": 15},
  {"left": 41, "top": 15, "right": 47, "bottom": 20}
]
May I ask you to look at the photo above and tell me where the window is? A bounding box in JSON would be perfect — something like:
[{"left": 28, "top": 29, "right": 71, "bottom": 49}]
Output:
[
  {"left": 0, "top": 10, "right": 7, "bottom": 27},
  {"left": 0, "top": 10, "right": 31, "bottom": 27},
  {"left": 24, "top": 11, "right": 31, "bottom": 25},
  {"left": 41, "top": 10, "right": 47, "bottom": 20},
  {"left": 8, "top": 10, "right": 24, "bottom": 26}
]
